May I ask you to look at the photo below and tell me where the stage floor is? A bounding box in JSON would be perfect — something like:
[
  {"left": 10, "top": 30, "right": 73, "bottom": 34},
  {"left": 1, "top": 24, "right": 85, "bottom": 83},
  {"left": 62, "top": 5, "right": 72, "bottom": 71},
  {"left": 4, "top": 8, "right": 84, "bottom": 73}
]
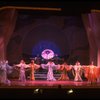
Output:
[{"left": 1, "top": 80, "right": 100, "bottom": 89}]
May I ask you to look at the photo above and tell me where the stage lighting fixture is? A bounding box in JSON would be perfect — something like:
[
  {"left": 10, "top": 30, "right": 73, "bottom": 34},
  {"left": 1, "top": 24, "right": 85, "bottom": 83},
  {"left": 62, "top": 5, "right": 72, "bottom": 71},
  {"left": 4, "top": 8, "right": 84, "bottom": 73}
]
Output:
[
  {"left": 67, "top": 89, "right": 73, "bottom": 94},
  {"left": 33, "top": 88, "right": 43, "bottom": 94},
  {"left": 34, "top": 88, "right": 39, "bottom": 94}
]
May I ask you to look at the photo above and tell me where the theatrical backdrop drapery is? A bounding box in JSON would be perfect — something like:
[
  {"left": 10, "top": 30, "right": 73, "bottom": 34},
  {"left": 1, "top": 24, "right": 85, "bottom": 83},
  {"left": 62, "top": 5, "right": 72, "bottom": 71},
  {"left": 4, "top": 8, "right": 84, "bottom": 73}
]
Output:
[{"left": 0, "top": 7, "right": 100, "bottom": 66}]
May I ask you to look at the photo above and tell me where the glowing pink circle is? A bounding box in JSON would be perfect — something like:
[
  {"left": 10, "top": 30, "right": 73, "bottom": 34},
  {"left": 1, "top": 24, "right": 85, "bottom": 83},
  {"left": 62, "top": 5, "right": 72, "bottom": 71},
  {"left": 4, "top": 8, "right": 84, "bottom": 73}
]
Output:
[{"left": 41, "top": 49, "right": 54, "bottom": 59}]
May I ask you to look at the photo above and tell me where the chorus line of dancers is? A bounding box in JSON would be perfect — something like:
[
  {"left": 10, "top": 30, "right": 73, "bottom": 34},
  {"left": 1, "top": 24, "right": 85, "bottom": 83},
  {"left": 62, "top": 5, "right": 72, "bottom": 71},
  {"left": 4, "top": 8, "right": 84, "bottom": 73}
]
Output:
[{"left": 0, "top": 59, "right": 100, "bottom": 85}]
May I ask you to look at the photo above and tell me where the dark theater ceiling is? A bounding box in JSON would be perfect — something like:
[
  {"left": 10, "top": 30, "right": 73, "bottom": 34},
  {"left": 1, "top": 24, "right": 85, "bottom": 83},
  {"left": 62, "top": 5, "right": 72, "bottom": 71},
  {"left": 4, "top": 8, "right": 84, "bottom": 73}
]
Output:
[{"left": 0, "top": 1, "right": 100, "bottom": 15}]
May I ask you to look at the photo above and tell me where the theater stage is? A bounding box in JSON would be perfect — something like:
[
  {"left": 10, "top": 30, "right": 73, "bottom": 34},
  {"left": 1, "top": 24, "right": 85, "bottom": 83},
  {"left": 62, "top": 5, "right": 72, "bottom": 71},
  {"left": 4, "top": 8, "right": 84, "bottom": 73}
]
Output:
[{"left": 0, "top": 80, "right": 100, "bottom": 88}]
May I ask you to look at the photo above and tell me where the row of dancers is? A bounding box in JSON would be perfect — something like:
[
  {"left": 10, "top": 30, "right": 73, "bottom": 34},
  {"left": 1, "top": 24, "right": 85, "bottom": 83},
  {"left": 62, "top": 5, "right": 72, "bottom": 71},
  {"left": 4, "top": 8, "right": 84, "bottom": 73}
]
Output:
[{"left": 0, "top": 59, "right": 100, "bottom": 85}]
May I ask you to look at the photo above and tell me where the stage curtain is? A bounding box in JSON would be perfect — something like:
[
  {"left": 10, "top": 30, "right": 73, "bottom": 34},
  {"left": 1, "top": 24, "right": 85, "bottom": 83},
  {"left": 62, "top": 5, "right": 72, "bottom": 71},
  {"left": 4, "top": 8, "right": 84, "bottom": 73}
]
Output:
[
  {"left": 0, "top": 8, "right": 17, "bottom": 60},
  {"left": 82, "top": 10, "right": 100, "bottom": 66}
]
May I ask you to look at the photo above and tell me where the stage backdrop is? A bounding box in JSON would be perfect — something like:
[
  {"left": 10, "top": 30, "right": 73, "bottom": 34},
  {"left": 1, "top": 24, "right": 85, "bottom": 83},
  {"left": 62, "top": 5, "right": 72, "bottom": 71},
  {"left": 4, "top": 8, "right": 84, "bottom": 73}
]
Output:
[{"left": 6, "top": 10, "right": 89, "bottom": 64}]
